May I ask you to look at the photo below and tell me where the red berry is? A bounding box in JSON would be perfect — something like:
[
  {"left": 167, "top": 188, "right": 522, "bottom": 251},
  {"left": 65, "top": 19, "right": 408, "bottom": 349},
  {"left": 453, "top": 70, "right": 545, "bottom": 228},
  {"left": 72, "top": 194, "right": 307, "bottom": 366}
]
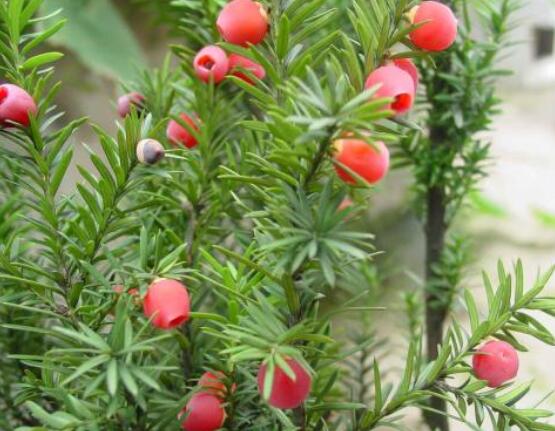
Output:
[
  {"left": 392, "top": 58, "right": 419, "bottom": 92},
  {"left": 143, "top": 279, "right": 190, "bottom": 330},
  {"left": 364, "top": 65, "right": 415, "bottom": 115},
  {"left": 217, "top": 0, "right": 269, "bottom": 46},
  {"left": 166, "top": 114, "right": 200, "bottom": 149},
  {"left": 194, "top": 46, "right": 230, "bottom": 84},
  {"left": 409, "top": 1, "right": 458, "bottom": 52},
  {"left": 117, "top": 92, "right": 145, "bottom": 118},
  {"left": 199, "top": 371, "right": 236, "bottom": 398},
  {"left": 257, "top": 358, "right": 311, "bottom": 409},
  {"left": 180, "top": 393, "right": 225, "bottom": 431},
  {"left": 0, "top": 84, "right": 37, "bottom": 127},
  {"left": 472, "top": 340, "right": 519, "bottom": 388},
  {"left": 228, "top": 54, "right": 266, "bottom": 84},
  {"left": 333, "top": 139, "right": 390, "bottom": 185}
]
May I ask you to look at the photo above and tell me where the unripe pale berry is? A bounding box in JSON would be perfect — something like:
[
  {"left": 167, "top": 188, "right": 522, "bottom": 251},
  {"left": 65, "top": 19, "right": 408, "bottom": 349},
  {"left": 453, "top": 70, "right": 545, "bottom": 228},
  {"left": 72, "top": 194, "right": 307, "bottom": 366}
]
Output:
[
  {"left": 409, "top": 1, "right": 458, "bottom": 52},
  {"left": 364, "top": 65, "right": 415, "bottom": 115},
  {"left": 0, "top": 84, "right": 37, "bottom": 127},
  {"left": 166, "top": 114, "right": 200, "bottom": 149},
  {"left": 217, "top": 0, "right": 269, "bottom": 46},
  {"left": 228, "top": 54, "right": 266, "bottom": 84},
  {"left": 180, "top": 393, "right": 225, "bottom": 431},
  {"left": 199, "top": 371, "right": 237, "bottom": 398},
  {"left": 136, "top": 139, "right": 165, "bottom": 165},
  {"left": 117, "top": 92, "right": 145, "bottom": 118},
  {"left": 194, "top": 46, "right": 230, "bottom": 84},
  {"left": 257, "top": 358, "right": 311, "bottom": 409},
  {"left": 143, "top": 279, "right": 190, "bottom": 330},
  {"left": 333, "top": 139, "right": 390, "bottom": 185},
  {"left": 392, "top": 58, "right": 419, "bottom": 92},
  {"left": 472, "top": 340, "right": 519, "bottom": 388}
]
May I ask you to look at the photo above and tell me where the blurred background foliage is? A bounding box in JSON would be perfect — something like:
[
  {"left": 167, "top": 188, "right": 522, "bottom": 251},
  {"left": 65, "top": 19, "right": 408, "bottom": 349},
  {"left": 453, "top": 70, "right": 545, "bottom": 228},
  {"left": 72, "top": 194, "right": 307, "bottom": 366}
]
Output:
[{"left": 41, "top": 0, "right": 146, "bottom": 79}]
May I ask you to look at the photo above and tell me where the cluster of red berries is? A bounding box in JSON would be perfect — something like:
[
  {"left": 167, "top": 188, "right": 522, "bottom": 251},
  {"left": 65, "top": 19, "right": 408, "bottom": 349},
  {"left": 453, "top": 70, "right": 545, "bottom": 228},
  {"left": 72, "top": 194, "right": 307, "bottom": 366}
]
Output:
[
  {"left": 180, "top": 360, "right": 311, "bottom": 430},
  {"left": 194, "top": 49, "right": 266, "bottom": 85},
  {"left": 180, "top": 372, "right": 232, "bottom": 431},
  {"left": 118, "top": 93, "right": 202, "bottom": 150},
  {"left": 333, "top": 1, "right": 458, "bottom": 188},
  {"left": 118, "top": 1, "right": 458, "bottom": 183},
  {"left": 140, "top": 277, "right": 312, "bottom": 419},
  {"left": 119, "top": 1, "right": 270, "bottom": 151},
  {"left": 193, "top": 0, "right": 268, "bottom": 85},
  {"left": 139, "top": 278, "right": 517, "bottom": 418}
]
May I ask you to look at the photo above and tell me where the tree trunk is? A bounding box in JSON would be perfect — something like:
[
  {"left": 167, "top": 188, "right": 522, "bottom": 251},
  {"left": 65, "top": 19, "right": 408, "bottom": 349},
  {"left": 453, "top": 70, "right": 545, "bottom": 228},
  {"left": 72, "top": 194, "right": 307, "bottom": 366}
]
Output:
[{"left": 423, "top": 180, "right": 449, "bottom": 431}]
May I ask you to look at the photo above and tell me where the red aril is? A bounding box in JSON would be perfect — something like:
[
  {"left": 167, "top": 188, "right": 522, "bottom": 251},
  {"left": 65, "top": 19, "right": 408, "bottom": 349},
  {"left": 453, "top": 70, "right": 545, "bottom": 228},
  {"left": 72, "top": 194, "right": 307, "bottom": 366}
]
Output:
[
  {"left": 257, "top": 358, "right": 311, "bottom": 409},
  {"left": 409, "top": 1, "right": 458, "bottom": 52},
  {"left": 364, "top": 65, "right": 415, "bottom": 115},
  {"left": 143, "top": 279, "right": 190, "bottom": 330},
  {"left": 334, "top": 139, "right": 390, "bottom": 185}
]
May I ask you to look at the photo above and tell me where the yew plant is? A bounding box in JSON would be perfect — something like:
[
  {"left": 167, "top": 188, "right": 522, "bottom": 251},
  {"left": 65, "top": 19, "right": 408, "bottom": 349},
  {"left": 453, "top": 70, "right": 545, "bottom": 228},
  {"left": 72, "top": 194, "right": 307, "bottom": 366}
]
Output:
[{"left": 1, "top": 1, "right": 555, "bottom": 431}]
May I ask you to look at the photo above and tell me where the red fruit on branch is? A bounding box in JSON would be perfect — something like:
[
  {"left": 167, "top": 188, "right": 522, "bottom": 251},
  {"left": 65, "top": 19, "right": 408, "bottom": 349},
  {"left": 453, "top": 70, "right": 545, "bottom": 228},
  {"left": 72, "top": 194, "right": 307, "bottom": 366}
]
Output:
[
  {"left": 143, "top": 279, "right": 190, "bottom": 330},
  {"left": 257, "top": 358, "right": 311, "bottom": 409},
  {"left": 228, "top": 54, "right": 266, "bottom": 84},
  {"left": 333, "top": 139, "right": 390, "bottom": 185},
  {"left": 217, "top": 0, "right": 269, "bottom": 46},
  {"left": 392, "top": 58, "right": 419, "bottom": 92},
  {"left": 364, "top": 65, "right": 415, "bottom": 115},
  {"left": 199, "top": 371, "right": 236, "bottom": 398},
  {"left": 409, "top": 1, "right": 458, "bottom": 52},
  {"left": 166, "top": 113, "right": 200, "bottom": 149},
  {"left": 117, "top": 92, "right": 145, "bottom": 118},
  {"left": 472, "top": 340, "right": 519, "bottom": 388},
  {"left": 0, "top": 84, "right": 37, "bottom": 127},
  {"left": 180, "top": 393, "right": 226, "bottom": 431},
  {"left": 194, "top": 46, "right": 230, "bottom": 84}
]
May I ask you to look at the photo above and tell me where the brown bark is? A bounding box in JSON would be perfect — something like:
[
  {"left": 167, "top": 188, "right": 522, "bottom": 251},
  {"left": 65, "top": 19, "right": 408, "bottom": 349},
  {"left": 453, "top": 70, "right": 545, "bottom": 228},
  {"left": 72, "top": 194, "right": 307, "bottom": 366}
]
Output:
[{"left": 423, "top": 180, "right": 449, "bottom": 431}]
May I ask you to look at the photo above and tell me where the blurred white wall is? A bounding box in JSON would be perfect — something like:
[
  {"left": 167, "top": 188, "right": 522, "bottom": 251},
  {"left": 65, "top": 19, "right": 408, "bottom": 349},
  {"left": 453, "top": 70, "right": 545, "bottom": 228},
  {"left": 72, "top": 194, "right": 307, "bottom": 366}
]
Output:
[{"left": 499, "top": 0, "right": 555, "bottom": 88}]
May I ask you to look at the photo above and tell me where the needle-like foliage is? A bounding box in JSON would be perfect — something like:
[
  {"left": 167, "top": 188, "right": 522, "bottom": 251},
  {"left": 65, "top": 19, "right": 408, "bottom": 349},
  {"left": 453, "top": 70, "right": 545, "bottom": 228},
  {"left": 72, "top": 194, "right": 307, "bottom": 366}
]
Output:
[{"left": 0, "top": 1, "right": 553, "bottom": 431}]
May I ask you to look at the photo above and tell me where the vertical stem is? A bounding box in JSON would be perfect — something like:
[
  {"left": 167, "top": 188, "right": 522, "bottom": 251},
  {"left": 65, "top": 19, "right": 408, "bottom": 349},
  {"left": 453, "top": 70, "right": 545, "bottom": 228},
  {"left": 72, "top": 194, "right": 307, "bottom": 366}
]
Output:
[{"left": 423, "top": 166, "right": 449, "bottom": 431}]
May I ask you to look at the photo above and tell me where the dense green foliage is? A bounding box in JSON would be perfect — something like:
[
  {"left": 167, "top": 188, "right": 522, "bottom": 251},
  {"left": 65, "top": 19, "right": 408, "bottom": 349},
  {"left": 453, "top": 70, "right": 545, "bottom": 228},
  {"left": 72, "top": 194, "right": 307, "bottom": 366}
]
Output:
[{"left": 0, "top": 1, "right": 554, "bottom": 430}]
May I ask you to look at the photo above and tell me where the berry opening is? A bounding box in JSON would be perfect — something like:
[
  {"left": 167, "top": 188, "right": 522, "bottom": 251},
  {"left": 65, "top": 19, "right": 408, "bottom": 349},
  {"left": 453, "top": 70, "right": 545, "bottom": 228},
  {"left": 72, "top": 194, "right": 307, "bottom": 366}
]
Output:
[
  {"left": 198, "top": 56, "right": 216, "bottom": 70},
  {"left": 0, "top": 86, "right": 8, "bottom": 104},
  {"left": 168, "top": 315, "right": 187, "bottom": 327},
  {"left": 392, "top": 93, "right": 412, "bottom": 112}
]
